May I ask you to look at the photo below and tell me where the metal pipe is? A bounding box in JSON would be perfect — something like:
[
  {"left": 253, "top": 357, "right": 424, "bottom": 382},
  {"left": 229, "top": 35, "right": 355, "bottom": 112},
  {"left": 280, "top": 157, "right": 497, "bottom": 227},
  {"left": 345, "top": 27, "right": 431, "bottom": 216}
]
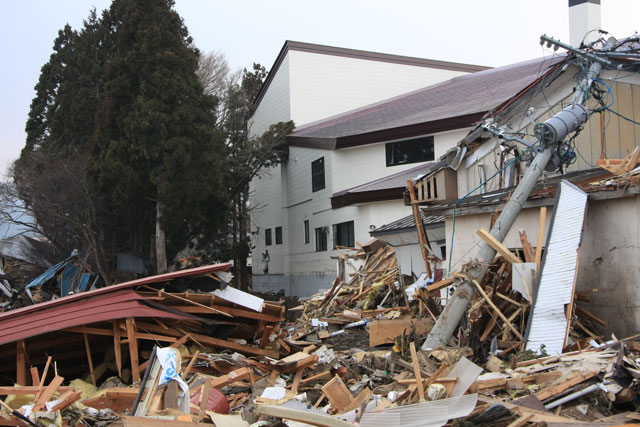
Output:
[
  {"left": 422, "top": 37, "right": 617, "bottom": 351},
  {"left": 544, "top": 383, "right": 599, "bottom": 409}
]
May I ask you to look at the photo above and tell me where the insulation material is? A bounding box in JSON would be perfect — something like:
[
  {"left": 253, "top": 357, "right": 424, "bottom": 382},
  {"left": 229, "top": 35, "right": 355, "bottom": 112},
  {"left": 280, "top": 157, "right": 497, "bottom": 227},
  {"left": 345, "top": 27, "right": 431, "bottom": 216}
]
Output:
[{"left": 525, "top": 181, "right": 588, "bottom": 355}]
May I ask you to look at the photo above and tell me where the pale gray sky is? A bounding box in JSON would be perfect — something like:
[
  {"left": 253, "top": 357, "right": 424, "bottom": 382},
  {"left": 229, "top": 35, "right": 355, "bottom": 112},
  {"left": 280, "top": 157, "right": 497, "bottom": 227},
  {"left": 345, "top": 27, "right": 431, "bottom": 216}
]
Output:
[{"left": 1, "top": 0, "right": 639, "bottom": 178}]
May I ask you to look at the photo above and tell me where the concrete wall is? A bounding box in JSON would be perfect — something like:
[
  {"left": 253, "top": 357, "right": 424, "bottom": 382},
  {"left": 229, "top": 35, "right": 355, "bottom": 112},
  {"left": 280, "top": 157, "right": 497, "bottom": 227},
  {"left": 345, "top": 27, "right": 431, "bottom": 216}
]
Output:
[{"left": 577, "top": 195, "right": 640, "bottom": 338}]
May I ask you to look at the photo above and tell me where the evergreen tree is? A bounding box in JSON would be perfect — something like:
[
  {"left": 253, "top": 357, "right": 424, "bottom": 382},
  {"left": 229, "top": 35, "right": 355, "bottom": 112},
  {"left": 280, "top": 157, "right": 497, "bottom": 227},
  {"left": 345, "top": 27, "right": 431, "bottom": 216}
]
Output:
[{"left": 89, "top": 0, "right": 227, "bottom": 271}]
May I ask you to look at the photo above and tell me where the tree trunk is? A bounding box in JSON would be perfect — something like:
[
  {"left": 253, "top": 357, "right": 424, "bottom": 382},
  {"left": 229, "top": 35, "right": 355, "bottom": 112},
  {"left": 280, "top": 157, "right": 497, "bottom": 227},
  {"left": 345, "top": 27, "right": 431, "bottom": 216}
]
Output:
[{"left": 155, "top": 200, "right": 167, "bottom": 274}]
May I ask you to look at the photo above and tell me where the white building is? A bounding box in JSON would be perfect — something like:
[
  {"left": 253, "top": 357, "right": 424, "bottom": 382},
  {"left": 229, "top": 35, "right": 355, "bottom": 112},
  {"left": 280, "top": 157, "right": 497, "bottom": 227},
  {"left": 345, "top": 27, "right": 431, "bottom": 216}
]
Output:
[{"left": 249, "top": 41, "right": 490, "bottom": 296}]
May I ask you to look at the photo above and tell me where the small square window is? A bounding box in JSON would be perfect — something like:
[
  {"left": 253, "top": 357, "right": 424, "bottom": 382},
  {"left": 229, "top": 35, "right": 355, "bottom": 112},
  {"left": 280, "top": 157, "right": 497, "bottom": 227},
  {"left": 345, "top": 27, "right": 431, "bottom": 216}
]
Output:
[
  {"left": 333, "top": 221, "right": 354, "bottom": 248},
  {"left": 265, "top": 228, "right": 272, "bottom": 246},
  {"left": 312, "top": 157, "right": 325, "bottom": 192},
  {"left": 315, "top": 227, "right": 327, "bottom": 251},
  {"left": 275, "top": 226, "right": 283, "bottom": 245},
  {"left": 304, "top": 220, "right": 310, "bottom": 244}
]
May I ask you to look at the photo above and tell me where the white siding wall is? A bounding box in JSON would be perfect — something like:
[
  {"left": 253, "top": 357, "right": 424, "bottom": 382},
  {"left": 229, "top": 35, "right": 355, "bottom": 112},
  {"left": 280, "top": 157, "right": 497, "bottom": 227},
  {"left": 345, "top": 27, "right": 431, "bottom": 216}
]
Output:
[
  {"left": 332, "top": 130, "right": 467, "bottom": 193},
  {"left": 250, "top": 55, "right": 291, "bottom": 138},
  {"left": 288, "top": 51, "right": 470, "bottom": 127}
]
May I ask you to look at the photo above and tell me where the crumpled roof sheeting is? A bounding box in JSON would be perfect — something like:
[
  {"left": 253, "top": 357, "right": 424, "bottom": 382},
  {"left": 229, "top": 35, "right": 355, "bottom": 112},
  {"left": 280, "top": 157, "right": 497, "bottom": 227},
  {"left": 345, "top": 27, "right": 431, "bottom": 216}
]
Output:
[
  {"left": 525, "top": 181, "right": 588, "bottom": 355},
  {"left": 290, "top": 56, "right": 564, "bottom": 141},
  {"left": 0, "top": 289, "right": 190, "bottom": 346}
]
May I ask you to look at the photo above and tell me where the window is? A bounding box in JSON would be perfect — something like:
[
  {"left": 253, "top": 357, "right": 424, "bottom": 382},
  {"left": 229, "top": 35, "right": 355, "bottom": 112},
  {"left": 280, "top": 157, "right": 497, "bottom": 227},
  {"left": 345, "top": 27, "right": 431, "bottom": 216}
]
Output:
[
  {"left": 304, "top": 220, "right": 310, "bottom": 244},
  {"left": 385, "top": 136, "right": 434, "bottom": 167},
  {"left": 315, "top": 227, "right": 328, "bottom": 251},
  {"left": 311, "top": 157, "right": 325, "bottom": 192},
  {"left": 275, "top": 226, "right": 282, "bottom": 245},
  {"left": 265, "top": 228, "right": 272, "bottom": 246},
  {"left": 333, "top": 221, "right": 354, "bottom": 248}
]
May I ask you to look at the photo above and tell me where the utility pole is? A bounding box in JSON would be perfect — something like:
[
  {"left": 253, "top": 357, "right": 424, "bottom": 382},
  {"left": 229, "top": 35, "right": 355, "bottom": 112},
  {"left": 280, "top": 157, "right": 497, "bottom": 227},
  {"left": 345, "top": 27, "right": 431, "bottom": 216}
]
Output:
[{"left": 423, "top": 36, "right": 617, "bottom": 351}]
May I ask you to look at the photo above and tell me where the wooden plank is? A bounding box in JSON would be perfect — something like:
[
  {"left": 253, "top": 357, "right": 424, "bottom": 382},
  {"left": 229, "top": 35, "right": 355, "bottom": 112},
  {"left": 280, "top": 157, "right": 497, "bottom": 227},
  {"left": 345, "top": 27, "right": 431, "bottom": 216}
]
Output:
[
  {"left": 368, "top": 318, "right": 434, "bottom": 347},
  {"left": 535, "top": 207, "right": 547, "bottom": 273},
  {"left": 410, "top": 342, "right": 425, "bottom": 401},
  {"left": 113, "top": 321, "right": 122, "bottom": 377},
  {"left": 199, "top": 367, "right": 252, "bottom": 389},
  {"left": 141, "top": 286, "right": 233, "bottom": 317},
  {"left": 291, "top": 369, "right": 303, "bottom": 396},
  {"left": 199, "top": 379, "right": 211, "bottom": 417},
  {"left": 535, "top": 370, "right": 599, "bottom": 401},
  {"left": 29, "top": 367, "right": 39, "bottom": 387},
  {"left": 0, "top": 386, "right": 73, "bottom": 395},
  {"left": 126, "top": 318, "right": 140, "bottom": 383},
  {"left": 50, "top": 389, "right": 82, "bottom": 411},
  {"left": 477, "top": 227, "right": 523, "bottom": 264},
  {"left": 182, "top": 351, "right": 199, "bottom": 379},
  {"left": 506, "top": 413, "right": 534, "bottom": 427},
  {"left": 575, "top": 305, "right": 607, "bottom": 327},
  {"left": 340, "top": 387, "right": 372, "bottom": 415},
  {"left": 254, "top": 404, "right": 353, "bottom": 427},
  {"left": 65, "top": 326, "right": 178, "bottom": 342},
  {"left": 32, "top": 375, "right": 64, "bottom": 412},
  {"left": 426, "top": 277, "right": 455, "bottom": 293},
  {"left": 16, "top": 341, "right": 26, "bottom": 386},
  {"left": 407, "top": 179, "right": 432, "bottom": 278},
  {"left": 518, "top": 230, "right": 535, "bottom": 263},
  {"left": 189, "top": 332, "right": 279, "bottom": 358},
  {"left": 470, "top": 279, "right": 524, "bottom": 341},
  {"left": 169, "top": 305, "right": 282, "bottom": 323},
  {"left": 83, "top": 333, "right": 96, "bottom": 386},
  {"left": 321, "top": 376, "right": 353, "bottom": 413},
  {"left": 495, "top": 292, "right": 523, "bottom": 307},
  {"left": 121, "top": 415, "right": 201, "bottom": 426}
]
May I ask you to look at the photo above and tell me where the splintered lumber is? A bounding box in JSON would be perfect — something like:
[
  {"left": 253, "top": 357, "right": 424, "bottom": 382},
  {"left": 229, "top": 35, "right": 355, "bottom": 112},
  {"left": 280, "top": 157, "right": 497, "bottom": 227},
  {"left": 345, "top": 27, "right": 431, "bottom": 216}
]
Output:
[
  {"left": 340, "top": 387, "right": 372, "bottom": 414},
  {"left": 410, "top": 342, "right": 425, "bottom": 401},
  {"left": 32, "top": 375, "right": 64, "bottom": 412},
  {"left": 50, "top": 389, "right": 83, "bottom": 411},
  {"left": 0, "top": 386, "right": 73, "bottom": 395},
  {"left": 199, "top": 367, "right": 253, "bottom": 389},
  {"left": 407, "top": 179, "right": 432, "bottom": 278},
  {"left": 575, "top": 305, "right": 607, "bottom": 327},
  {"left": 477, "top": 227, "right": 523, "bottom": 264},
  {"left": 518, "top": 230, "right": 535, "bottom": 263},
  {"left": 113, "top": 321, "right": 122, "bottom": 377},
  {"left": 535, "top": 370, "right": 600, "bottom": 401},
  {"left": 83, "top": 333, "right": 96, "bottom": 386},
  {"left": 30, "top": 367, "right": 39, "bottom": 386},
  {"left": 469, "top": 279, "right": 524, "bottom": 340},
  {"left": 321, "top": 375, "right": 354, "bottom": 412}
]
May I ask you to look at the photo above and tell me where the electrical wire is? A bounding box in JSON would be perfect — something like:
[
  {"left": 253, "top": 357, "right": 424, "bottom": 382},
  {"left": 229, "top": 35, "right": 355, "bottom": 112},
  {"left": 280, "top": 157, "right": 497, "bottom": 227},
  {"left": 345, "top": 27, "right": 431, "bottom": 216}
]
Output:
[{"left": 447, "top": 151, "right": 527, "bottom": 272}]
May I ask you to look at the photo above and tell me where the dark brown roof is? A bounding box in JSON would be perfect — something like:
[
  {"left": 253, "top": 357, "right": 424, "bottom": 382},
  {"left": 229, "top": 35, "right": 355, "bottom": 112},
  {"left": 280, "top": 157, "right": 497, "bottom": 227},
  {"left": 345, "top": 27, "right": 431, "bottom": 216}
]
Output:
[
  {"left": 331, "top": 161, "right": 444, "bottom": 209},
  {"left": 370, "top": 212, "right": 445, "bottom": 237},
  {"left": 288, "top": 56, "right": 564, "bottom": 150},
  {"left": 251, "top": 40, "right": 491, "bottom": 115}
]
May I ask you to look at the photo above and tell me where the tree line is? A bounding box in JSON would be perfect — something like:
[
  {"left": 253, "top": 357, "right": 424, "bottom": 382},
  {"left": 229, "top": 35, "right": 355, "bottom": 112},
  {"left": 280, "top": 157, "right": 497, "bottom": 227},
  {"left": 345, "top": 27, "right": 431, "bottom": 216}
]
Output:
[{"left": 8, "top": 0, "right": 293, "bottom": 288}]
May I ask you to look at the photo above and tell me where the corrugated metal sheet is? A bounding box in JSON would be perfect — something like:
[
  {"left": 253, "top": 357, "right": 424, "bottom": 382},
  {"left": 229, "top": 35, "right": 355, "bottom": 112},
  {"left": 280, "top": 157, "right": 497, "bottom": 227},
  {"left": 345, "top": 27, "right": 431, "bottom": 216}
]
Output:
[
  {"left": 0, "top": 290, "right": 191, "bottom": 346},
  {"left": 525, "top": 180, "right": 588, "bottom": 355},
  {"left": 358, "top": 394, "right": 477, "bottom": 427}
]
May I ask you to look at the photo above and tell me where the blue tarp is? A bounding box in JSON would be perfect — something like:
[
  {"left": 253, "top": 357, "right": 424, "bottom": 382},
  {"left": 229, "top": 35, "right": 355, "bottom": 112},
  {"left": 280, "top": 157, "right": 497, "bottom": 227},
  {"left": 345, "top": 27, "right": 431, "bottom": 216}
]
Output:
[{"left": 24, "top": 249, "right": 92, "bottom": 296}]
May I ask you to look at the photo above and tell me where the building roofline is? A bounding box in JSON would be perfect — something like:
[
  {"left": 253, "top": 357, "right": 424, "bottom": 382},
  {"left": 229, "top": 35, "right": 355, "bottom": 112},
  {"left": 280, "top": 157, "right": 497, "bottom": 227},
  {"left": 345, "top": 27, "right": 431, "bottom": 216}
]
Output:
[{"left": 250, "top": 40, "right": 491, "bottom": 115}]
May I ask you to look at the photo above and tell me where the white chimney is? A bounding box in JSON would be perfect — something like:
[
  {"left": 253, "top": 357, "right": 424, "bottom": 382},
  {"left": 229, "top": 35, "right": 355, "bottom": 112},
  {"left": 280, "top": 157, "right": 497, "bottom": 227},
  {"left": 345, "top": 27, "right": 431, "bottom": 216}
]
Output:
[{"left": 569, "top": 0, "right": 601, "bottom": 47}]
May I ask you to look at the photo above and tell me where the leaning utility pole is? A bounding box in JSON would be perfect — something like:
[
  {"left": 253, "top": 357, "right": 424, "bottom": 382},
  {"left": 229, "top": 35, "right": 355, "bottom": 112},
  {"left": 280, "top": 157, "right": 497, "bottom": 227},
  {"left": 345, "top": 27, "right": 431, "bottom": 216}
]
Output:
[{"left": 423, "top": 36, "right": 617, "bottom": 351}]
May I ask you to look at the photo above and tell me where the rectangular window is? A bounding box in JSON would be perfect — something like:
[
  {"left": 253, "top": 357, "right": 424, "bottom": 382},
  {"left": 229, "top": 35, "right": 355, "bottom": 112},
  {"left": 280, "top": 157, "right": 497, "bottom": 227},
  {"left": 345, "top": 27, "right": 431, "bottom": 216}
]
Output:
[
  {"left": 265, "top": 228, "right": 272, "bottom": 246},
  {"left": 385, "top": 136, "right": 435, "bottom": 167},
  {"left": 304, "top": 220, "right": 310, "bottom": 244},
  {"left": 311, "top": 157, "right": 325, "bottom": 192},
  {"left": 275, "top": 226, "right": 282, "bottom": 245},
  {"left": 333, "top": 221, "right": 355, "bottom": 248},
  {"left": 315, "top": 227, "right": 328, "bottom": 251}
]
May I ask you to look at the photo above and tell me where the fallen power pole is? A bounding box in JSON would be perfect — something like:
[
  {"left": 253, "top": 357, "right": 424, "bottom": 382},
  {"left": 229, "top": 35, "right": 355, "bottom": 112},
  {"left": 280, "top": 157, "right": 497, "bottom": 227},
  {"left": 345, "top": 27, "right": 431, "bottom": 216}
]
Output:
[{"left": 423, "top": 36, "right": 618, "bottom": 350}]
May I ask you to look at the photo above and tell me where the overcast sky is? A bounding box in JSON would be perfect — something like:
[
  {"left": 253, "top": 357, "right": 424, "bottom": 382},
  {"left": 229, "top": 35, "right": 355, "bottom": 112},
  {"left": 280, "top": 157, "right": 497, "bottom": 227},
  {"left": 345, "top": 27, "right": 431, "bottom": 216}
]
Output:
[{"left": 1, "top": 0, "right": 639, "bottom": 178}]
